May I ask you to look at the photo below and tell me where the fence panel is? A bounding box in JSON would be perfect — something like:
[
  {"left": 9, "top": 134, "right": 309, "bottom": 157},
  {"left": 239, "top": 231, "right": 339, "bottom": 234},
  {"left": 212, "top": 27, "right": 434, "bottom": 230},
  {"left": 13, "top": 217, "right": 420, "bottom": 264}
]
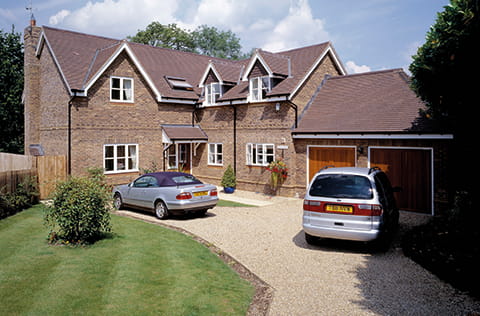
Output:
[
  {"left": 0, "top": 169, "right": 37, "bottom": 194},
  {"left": 0, "top": 153, "right": 36, "bottom": 172},
  {"left": 36, "top": 155, "right": 67, "bottom": 199}
]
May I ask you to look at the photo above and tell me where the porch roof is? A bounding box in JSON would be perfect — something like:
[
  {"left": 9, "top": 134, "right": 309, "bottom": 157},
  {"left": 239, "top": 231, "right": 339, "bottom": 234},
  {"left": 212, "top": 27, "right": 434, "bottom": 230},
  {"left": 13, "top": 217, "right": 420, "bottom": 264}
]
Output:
[{"left": 161, "top": 125, "right": 208, "bottom": 143}]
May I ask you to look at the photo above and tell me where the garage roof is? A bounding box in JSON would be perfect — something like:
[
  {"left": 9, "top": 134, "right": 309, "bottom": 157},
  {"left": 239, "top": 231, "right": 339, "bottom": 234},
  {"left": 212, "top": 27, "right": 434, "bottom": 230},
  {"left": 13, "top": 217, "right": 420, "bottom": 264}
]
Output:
[{"left": 293, "top": 69, "right": 433, "bottom": 135}]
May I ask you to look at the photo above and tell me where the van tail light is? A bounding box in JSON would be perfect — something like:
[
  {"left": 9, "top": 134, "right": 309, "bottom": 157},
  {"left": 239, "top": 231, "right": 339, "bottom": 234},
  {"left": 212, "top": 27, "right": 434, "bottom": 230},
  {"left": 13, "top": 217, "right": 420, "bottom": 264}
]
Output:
[
  {"left": 303, "top": 200, "right": 321, "bottom": 212},
  {"left": 210, "top": 189, "right": 218, "bottom": 196},
  {"left": 176, "top": 192, "right": 192, "bottom": 200},
  {"left": 357, "top": 204, "right": 383, "bottom": 216}
]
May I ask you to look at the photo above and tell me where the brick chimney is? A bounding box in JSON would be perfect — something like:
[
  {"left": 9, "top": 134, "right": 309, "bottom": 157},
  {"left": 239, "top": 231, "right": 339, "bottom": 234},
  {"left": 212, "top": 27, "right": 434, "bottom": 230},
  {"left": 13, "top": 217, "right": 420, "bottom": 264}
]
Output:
[{"left": 23, "top": 16, "right": 42, "bottom": 155}]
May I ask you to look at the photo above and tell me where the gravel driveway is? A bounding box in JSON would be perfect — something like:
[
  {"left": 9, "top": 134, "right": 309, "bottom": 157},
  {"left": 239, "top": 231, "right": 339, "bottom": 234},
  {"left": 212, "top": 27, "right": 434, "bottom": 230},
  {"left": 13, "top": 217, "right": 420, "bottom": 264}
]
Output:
[{"left": 116, "top": 192, "right": 480, "bottom": 315}]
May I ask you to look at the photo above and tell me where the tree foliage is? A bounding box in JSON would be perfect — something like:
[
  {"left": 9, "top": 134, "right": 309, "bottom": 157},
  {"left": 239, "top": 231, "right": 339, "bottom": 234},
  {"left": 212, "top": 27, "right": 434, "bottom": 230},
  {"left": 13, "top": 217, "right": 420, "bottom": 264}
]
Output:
[
  {"left": 0, "top": 27, "right": 24, "bottom": 153},
  {"left": 410, "top": 0, "right": 479, "bottom": 130},
  {"left": 129, "top": 22, "right": 245, "bottom": 60},
  {"left": 409, "top": 0, "right": 480, "bottom": 192}
]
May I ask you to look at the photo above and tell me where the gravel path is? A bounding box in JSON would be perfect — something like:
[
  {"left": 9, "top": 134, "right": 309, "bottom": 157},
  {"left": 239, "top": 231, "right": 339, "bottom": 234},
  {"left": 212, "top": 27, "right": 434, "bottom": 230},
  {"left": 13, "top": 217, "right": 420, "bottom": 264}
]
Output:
[{"left": 116, "top": 193, "right": 480, "bottom": 315}]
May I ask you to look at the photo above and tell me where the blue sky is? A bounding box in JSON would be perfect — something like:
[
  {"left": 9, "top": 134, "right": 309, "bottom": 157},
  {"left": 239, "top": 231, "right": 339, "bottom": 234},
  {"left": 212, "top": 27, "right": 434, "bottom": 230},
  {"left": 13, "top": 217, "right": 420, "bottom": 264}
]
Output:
[{"left": 1, "top": 0, "right": 450, "bottom": 73}]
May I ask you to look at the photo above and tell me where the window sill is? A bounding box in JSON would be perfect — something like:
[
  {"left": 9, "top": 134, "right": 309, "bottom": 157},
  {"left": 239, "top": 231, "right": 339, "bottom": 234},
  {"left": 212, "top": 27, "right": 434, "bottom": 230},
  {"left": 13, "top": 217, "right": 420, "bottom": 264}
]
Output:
[{"left": 104, "top": 169, "right": 139, "bottom": 175}]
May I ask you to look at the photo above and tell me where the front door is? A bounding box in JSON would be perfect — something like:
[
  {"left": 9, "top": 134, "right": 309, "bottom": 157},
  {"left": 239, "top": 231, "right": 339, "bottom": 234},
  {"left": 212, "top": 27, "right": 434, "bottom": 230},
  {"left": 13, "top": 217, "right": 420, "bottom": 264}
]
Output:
[{"left": 178, "top": 144, "right": 191, "bottom": 173}]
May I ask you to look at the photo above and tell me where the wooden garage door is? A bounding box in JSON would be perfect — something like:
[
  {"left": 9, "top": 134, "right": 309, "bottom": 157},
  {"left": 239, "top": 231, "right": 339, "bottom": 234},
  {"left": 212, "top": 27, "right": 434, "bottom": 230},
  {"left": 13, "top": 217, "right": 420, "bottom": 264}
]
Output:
[
  {"left": 370, "top": 148, "right": 432, "bottom": 214},
  {"left": 308, "top": 147, "right": 355, "bottom": 182}
]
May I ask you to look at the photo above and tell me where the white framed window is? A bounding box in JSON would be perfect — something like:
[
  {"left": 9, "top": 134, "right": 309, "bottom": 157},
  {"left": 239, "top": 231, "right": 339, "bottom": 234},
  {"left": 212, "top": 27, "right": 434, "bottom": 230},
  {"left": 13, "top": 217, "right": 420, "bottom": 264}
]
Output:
[
  {"left": 249, "top": 76, "right": 271, "bottom": 101},
  {"left": 208, "top": 143, "right": 223, "bottom": 165},
  {"left": 167, "top": 144, "right": 177, "bottom": 170},
  {"left": 246, "top": 143, "right": 274, "bottom": 166},
  {"left": 204, "top": 82, "right": 223, "bottom": 105},
  {"left": 110, "top": 76, "right": 133, "bottom": 102},
  {"left": 104, "top": 144, "right": 138, "bottom": 173}
]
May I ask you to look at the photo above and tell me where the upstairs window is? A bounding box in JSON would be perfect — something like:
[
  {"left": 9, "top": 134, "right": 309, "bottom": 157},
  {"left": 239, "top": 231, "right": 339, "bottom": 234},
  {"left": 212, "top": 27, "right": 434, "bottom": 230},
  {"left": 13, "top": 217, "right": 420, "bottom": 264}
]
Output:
[
  {"left": 111, "top": 77, "right": 133, "bottom": 102},
  {"left": 249, "top": 76, "right": 272, "bottom": 101},
  {"left": 205, "top": 83, "right": 223, "bottom": 105}
]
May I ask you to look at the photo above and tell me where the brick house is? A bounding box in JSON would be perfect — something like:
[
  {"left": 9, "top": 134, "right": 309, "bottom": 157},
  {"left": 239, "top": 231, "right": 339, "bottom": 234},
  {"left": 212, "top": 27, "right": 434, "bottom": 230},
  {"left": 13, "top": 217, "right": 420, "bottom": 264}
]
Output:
[{"left": 23, "top": 20, "right": 453, "bottom": 214}]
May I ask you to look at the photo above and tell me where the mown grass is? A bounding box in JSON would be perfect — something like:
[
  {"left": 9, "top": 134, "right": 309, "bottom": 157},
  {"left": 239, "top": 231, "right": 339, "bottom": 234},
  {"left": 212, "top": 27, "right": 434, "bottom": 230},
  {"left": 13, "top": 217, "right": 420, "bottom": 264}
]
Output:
[
  {"left": 217, "top": 200, "right": 257, "bottom": 207},
  {"left": 0, "top": 205, "right": 254, "bottom": 315}
]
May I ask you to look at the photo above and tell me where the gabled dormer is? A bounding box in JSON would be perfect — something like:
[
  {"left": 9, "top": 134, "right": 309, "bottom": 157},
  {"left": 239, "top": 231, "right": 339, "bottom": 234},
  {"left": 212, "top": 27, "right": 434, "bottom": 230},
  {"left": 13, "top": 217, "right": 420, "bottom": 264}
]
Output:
[
  {"left": 199, "top": 60, "right": 241, "bottom": 106},
  {"left": 242, "top": 49, "right": 291, "bottom": 102}
]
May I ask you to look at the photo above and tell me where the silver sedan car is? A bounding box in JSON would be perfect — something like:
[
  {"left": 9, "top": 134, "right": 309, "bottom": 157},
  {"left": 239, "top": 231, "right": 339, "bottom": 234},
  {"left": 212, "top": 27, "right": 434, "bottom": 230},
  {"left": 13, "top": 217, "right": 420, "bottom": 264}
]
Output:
[{"left": 113, "top": 172, "right": 218, "bottom": 219}]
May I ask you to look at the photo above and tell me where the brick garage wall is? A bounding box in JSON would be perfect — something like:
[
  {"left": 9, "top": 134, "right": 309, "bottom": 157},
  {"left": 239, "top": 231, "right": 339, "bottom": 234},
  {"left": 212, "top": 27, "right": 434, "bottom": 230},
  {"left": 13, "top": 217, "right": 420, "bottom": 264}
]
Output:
[{"left": 293, "top": 138, "right": 452, "bottom": 213}]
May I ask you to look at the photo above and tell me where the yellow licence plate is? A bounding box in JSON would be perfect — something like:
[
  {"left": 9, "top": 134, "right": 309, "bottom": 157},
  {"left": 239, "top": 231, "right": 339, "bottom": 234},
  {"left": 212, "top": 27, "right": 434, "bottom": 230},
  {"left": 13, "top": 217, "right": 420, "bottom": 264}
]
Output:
[
  {"left": 325, "top": 204, "right": 353, "bottom": 213},
  {"left": 193, "top": 191, "right": 208, "bottom": 197}
]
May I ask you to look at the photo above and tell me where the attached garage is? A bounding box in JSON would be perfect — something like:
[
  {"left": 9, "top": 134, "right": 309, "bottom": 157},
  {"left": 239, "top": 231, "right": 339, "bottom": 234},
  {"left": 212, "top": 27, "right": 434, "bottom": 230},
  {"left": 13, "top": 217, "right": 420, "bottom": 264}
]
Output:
[
  {"left": 292, "top": 69, "right": 453, "bottom": 215},
  {"left": 370, "top": 147, "right": 433, "bottom": 214}
]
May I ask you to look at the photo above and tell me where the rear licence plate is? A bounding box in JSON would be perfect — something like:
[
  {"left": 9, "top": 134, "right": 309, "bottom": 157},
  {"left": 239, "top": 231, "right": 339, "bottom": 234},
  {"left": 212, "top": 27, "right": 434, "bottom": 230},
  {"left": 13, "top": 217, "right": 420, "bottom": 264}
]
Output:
[
  {"left": 193, "top": 191, "right": 208, "bottom": 197},
  {"left": 325, "top": 204, "right": 353, "bottom": 213}
]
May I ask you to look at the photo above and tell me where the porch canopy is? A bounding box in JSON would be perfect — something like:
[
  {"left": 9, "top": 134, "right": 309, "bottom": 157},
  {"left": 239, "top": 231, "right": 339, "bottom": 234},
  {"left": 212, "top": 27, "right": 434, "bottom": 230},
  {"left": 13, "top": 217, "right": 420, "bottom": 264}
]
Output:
[{"left": 161, "top": 124, "right": 208, "bottom": 143}]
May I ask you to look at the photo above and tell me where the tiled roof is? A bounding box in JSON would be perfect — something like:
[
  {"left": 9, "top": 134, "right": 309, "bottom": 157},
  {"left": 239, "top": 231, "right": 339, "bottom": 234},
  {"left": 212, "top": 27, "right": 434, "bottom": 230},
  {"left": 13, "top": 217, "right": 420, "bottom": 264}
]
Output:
[
  {"left": 162, "top": 125, "right": 208, "bottom": 141},
  {"left": 293, "top": 69, "right": 429, "bottom": 134},
  {"left": 39, "top": 26, "right": 339, "bottom": 103}
]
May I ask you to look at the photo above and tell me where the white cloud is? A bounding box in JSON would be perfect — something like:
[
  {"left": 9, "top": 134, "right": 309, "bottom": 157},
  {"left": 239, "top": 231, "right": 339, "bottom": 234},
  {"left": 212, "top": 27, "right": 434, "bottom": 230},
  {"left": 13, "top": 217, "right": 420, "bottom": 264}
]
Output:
[
  {"left": 49, "top": 9, "right": 70, "bottom": 25},
  {"left": 48, "top": 0, "right": 181, "bottom": 38},
  {"left": 46, "top": 0, "right": 329, "bottom": 53},
  {"left": 261, "top": 0, "right": 329, "bottom": 52},
  {"left": 345, "top": 61, "right": 371, "bottom": 74}
]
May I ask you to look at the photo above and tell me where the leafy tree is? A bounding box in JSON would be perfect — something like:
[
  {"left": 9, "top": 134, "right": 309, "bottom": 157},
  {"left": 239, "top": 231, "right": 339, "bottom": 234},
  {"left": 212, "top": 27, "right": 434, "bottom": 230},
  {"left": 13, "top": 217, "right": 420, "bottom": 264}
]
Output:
[
  {"left": 0, "top": 27, "right": 24, "bottom": 153},
  {"left": 128, "top": 22, "right": 196, "bottom": 52},
  {"left": 129, "top": 22, "right": 245, "bottom": 60},
  {"left": 409, "top": 0, "right": 479, "bottom": 193},
  {"left": 192, "top": 25, "right": 243, "bottom": 59}
]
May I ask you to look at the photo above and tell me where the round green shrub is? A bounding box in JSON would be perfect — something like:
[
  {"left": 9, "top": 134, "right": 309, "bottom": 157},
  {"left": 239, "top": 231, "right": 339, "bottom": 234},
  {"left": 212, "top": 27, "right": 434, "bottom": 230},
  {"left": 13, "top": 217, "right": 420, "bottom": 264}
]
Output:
[{"left": 44, "top": 176, "right": 112, "bottom": 244}]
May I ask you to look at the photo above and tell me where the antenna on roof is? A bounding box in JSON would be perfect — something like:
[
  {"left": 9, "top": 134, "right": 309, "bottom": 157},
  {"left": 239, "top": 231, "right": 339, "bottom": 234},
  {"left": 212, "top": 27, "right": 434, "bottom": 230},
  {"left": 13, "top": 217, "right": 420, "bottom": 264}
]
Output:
[{"left": 26, "top": 0, "right": 36, "bottom": 26}]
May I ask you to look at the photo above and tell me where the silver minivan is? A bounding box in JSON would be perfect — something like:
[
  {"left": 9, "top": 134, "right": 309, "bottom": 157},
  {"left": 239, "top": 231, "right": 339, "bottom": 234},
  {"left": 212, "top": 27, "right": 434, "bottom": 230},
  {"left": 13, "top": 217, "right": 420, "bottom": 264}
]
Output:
[{"left": 303, "top": 167, "right": 399, "bottom": 247}]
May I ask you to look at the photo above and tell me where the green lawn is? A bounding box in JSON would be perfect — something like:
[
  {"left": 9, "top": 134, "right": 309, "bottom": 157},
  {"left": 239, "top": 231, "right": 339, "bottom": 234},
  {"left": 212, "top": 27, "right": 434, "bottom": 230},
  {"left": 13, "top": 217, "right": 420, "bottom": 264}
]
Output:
[{"left": 0, "top": 205, "right": 254, "bottom": 315}]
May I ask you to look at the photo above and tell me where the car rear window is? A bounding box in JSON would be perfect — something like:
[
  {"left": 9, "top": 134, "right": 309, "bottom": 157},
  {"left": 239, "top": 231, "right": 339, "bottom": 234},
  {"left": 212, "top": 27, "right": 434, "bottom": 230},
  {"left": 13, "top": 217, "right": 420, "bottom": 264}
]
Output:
[
  {"left": 171, "top": 175, "right": 202, "bottom": 185},
  {"left": 309, "top": 174, "right": 373, "bottom": 199}
]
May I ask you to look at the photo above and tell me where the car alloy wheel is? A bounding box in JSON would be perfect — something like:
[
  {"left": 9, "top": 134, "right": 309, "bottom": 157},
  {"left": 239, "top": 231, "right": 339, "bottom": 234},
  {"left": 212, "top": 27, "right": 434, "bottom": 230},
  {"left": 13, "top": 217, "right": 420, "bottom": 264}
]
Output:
[
  {"left": 155, "top": 201, "right": 168, "bottom": 219},
  {"left": 114, "top": 194, "right": 123, "bottom": 210}
]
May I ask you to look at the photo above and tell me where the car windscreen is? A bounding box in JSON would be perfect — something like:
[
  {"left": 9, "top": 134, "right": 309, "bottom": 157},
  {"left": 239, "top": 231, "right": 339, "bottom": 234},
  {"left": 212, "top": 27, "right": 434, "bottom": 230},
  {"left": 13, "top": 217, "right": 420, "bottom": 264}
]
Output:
[
  {"left": 171, "top": 175, "right": 202, "bottom": 185},
  {"left": 309, "top": 174, "right": 373, "bottom": 199}
]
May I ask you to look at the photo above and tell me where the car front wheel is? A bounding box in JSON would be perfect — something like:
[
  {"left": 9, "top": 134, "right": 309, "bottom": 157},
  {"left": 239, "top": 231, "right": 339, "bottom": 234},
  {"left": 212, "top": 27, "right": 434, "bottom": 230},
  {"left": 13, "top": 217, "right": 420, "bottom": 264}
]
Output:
[{"left": 155, "top": 201, "right": 169, "bottom": 220}]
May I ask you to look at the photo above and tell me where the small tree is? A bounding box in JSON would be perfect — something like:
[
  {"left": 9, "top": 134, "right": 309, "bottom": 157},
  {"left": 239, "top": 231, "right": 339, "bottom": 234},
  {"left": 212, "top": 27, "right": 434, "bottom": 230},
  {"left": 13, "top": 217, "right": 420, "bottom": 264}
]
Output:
[
  {"left": 44, "top": 176, "right": 112, "bottom": 244},
  {"left": 221, "top": 164, "right": 236, "bottom": 188}
]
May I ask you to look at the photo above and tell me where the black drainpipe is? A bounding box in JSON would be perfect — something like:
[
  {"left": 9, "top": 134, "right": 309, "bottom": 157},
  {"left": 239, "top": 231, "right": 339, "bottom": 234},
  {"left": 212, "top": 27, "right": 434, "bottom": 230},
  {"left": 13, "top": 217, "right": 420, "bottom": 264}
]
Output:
[{"left": 229, "top": 103, "right": 237, "bottom": 175}]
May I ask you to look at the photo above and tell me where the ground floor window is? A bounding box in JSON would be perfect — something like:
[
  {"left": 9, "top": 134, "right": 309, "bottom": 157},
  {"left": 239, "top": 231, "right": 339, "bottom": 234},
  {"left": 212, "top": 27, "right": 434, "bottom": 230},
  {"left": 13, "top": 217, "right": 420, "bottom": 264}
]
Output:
[
  {"left": 104, "top": 144, "right": 138, "bottom": 173},
  {"left": 208, "top": 143, "right": 223, "bottom": 165},
  {"left": 246, "top": 143, "right": 274, "bottom": 166}
]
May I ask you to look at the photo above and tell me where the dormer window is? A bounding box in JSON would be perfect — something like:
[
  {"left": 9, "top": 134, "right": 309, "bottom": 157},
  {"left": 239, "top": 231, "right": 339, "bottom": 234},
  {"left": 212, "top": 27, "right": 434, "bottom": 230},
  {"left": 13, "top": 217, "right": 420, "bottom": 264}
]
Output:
[
  {"left": 205, "top": 82, "right": 223, "bottom": 105},
  {"left": 249, "top": 76, "right": 272, "bottom": 101},
  {"left": 111, "top": 77, "right": 133, "bottom": 102}
]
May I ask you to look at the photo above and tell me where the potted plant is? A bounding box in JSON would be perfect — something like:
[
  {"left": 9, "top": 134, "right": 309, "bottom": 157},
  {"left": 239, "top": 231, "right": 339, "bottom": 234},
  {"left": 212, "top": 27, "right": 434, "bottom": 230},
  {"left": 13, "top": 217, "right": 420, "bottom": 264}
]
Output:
[{"left": 221, "top": 164, "right": 236, "bottom": 193}]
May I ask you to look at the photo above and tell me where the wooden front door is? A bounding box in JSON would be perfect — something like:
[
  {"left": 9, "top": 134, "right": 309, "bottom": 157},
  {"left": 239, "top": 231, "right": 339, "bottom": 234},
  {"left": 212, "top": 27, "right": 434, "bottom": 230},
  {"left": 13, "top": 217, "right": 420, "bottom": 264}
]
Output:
[
  {"left": 370, "top": 148, "right": 432, "bottom": 214},
  {"left": 308, "top": 147, "right": 356, "bottom": 182}
]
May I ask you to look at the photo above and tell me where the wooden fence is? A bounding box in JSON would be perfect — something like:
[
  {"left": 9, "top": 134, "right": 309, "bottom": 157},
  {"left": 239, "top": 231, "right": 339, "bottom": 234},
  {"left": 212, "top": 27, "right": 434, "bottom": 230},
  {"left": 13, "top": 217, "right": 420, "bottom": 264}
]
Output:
[
  {"left": 0, "top": 153, "right": 36, "bottom": 172},
  {"left": 36, "top": 155, "right": 67, "bottom": 199},
  {"left": 0, "top": 154, "right": 67, "bottom": 199}
]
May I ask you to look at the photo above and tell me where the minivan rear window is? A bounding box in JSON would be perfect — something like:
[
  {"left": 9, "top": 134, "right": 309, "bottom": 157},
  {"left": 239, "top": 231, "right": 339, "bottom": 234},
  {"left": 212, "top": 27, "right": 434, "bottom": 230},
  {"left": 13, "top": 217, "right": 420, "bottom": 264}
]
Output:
[{"left": 309, "top": 174, "right": 373, "bottom": 199}]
